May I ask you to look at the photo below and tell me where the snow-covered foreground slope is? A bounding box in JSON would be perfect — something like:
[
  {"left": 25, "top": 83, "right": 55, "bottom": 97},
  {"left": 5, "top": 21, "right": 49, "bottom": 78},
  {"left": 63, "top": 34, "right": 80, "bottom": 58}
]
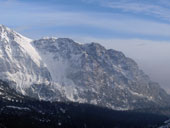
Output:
[{"left": 0, "top": 25, "right": 169, "bottom": 110}]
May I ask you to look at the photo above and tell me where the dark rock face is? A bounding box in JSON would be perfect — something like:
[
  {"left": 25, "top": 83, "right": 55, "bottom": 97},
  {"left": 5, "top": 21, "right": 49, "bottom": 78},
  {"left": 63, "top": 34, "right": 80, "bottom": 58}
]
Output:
[{"left": 32, "top": 38, "right": 170, "bottom": 110}]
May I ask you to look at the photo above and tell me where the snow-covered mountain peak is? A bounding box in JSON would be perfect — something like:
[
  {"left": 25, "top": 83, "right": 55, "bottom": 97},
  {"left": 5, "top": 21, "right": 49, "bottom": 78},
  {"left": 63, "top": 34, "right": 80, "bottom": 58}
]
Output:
[
  {"left": 0, "top": 25, "right": 32, "bottom": 43},
  {"left": 0, "top": 25, "right": 41, "bottom": 65},
  {"left": 42, "top": 36, "right": 57, "bottom": 40},
  {"left": 0, "top": 25, "right": 169, "bottom": 110},
  {"left": 0, "top": 25, "right": 51, "bottom": 93},
  {"left": 0, "top": 25, "right": 16, "bottom": 42},
  {"left": 0, "top": 24, "right": 10, "bottom": 32}
]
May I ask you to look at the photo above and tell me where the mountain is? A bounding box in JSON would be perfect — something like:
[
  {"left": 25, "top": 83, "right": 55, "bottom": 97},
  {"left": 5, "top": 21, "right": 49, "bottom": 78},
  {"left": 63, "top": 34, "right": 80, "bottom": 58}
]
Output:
[
  {"left": 0, "top": 25, "right": 169, "bottom": 110},
  {"left": 0, "top": 25, "right": 51, "bottom": 92}
]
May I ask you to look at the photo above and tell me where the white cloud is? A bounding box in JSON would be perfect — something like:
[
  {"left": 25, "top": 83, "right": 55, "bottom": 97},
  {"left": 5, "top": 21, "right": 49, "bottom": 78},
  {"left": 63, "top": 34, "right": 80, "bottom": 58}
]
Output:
[
  {"left": 107, "top": 2, "right": 170, "bottom": 19},
  {"left": 82, "top": 0, "right": 170, "bottom": 21},
  {"left": 1, "top": 0, "right": 170, "bottom": 38},
  {"left": 9, "top": 11, "right": 170, "bottom": 38}
]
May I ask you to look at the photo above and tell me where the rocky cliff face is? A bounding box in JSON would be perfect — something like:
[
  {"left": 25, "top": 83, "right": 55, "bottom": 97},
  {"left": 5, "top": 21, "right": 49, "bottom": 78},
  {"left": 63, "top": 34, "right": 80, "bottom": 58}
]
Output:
[{"left": 0, "top": 25, "right": 169, "bottom": 110}]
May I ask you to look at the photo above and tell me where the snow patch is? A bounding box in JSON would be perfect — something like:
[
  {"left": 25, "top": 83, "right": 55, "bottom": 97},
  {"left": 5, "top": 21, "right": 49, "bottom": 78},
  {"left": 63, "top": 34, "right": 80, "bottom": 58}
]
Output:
[{"left": 6, "top": 105, "right": 30, "bottom": 111}]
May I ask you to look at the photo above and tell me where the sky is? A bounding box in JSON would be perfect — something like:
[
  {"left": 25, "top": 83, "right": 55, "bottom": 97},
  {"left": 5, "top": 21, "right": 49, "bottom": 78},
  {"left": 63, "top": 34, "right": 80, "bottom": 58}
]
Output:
[{"left": 0, "top": 0, "right": 170, "bottom": 93}]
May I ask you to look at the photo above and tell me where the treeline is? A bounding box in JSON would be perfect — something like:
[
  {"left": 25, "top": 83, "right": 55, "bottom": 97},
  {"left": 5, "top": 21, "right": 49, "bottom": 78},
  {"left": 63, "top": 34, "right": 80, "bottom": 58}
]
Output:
[
  {"left": 0, "top": 100, "right": 168, "bottom": 128},
  {"left": 0, "top": 80, "right": 168, "bottom": 128}
]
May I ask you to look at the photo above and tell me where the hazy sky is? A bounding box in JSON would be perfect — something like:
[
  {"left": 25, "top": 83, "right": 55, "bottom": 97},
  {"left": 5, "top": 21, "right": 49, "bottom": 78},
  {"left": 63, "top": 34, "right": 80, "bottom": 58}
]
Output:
[{"left": 0, "top": 0, "right": 170, "bottom": 93}]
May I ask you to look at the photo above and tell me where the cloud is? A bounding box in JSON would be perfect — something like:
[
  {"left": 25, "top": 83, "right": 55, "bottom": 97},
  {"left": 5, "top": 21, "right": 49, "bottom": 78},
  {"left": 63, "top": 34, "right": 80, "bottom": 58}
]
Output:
[
  {"left": 82, "top": 0, "right": 170, "bottom": 21},
  {"left": 1, "top": 0, "right": 170, "bottom": 40},
  {"left": 5, "top": 10, "right": 170, "bottom": 39},
  {"left": 107, "top": 2, "right": 170, "bottom": 20}
]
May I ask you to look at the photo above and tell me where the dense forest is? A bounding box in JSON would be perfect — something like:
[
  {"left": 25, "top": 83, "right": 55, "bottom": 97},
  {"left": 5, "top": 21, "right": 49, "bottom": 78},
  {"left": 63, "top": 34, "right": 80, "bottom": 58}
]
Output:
[
  {"left": 0, "top": 80, "right": 169, "bottom": 128},
  {"left": 0, "top": 100, "right": 168, "bottom": 128}
]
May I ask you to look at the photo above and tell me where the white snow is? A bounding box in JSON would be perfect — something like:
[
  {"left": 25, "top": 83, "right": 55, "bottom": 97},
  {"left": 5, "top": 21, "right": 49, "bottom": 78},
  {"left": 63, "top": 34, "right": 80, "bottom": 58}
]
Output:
[
  {"left": 127, "top": 88, "right": 154, "bottom": 101},
  {"left": 6, "top": 105, "right": 30, "bottom": 111},
  {"left": 0, "top": 25, "right": 51, "bottom": 92},
  {"left": 0, "top": 25, "right": 166, "bottom": 111},
  {"left": 0, "top": 26, "right": 33, "bottom": 62}
]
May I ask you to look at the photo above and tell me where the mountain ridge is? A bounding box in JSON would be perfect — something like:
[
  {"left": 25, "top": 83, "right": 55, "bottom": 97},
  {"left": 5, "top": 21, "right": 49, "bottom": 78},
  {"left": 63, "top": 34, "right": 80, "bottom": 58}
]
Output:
[{"left": 0, "top": 25, "right": 169, "bottom": 110}]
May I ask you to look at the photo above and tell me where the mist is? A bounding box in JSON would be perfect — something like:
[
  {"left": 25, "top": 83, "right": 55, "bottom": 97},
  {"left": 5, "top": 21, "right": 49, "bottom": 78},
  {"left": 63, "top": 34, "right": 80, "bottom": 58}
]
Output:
[
  {"left": 76, "top": 37, "right": 170, "bottom": 94},
  {"left": 103, "top": 39, "right": 170, "bottom": 94}
]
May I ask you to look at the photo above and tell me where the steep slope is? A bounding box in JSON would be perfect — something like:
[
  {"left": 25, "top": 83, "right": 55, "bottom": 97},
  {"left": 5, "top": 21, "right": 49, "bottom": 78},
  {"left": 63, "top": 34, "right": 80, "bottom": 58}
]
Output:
[
  {"left": 0, "top": 25, "right": 51, "bottom": 93},
  {"left": 32, "top": 38, "right": 170, "bottom": 109},
  {"left": 0, "top": 25, "right": 169, "bottom": 110}
]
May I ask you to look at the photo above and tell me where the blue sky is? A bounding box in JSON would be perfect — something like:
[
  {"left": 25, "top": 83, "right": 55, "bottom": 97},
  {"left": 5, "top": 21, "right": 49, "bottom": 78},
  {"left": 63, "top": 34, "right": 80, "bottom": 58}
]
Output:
[
  {"left": 1, "top": 0, "right": 170, "bottom": 92},
  {"left": 1, "top": 0, "right": 170, "bottom": 40}
]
